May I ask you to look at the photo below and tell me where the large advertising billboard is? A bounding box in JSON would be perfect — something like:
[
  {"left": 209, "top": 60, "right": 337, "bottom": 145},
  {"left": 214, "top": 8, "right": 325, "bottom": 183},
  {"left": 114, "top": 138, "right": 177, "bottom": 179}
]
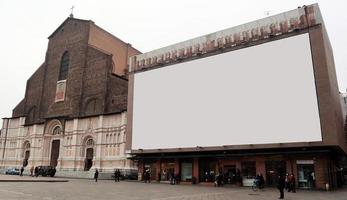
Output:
[{"left": 132, "top": 33, "right": 322, "bottom": 150}]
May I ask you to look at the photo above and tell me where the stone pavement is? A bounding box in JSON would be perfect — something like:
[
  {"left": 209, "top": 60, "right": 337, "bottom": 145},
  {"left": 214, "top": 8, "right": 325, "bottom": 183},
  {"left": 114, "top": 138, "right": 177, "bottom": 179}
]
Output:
[
  {"left": 0, "top": 174, "right": 68, "bottom": 182},
  {"left": 0, "top": 175, "right": 346, "bottom": 200}
]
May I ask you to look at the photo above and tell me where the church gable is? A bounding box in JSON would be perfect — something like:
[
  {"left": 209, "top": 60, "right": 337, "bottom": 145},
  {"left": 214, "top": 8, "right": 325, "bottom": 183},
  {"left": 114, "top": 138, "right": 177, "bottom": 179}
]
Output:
[
  {"left": 10, "top": 16, "right": 135, "bottom": 124},
  {"left": 48, "top": 17, "right": 91, "bottom": 40}
]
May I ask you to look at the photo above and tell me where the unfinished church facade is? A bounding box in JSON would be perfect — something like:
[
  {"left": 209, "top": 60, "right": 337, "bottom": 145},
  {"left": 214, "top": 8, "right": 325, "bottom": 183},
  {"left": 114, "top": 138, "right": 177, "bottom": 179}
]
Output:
[{"left": 0, "top": 16, "right": 140, "bottom": 177}]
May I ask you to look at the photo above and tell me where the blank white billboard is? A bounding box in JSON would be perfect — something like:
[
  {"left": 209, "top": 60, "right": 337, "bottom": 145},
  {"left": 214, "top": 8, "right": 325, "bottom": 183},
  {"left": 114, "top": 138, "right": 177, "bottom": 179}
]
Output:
[{"left": 132, "top": 33, "right": 322, "bottom": 150}]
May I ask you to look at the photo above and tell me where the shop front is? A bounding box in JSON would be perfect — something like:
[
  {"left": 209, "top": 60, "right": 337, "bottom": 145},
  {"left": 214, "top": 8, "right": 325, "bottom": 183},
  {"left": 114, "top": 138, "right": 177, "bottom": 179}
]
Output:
[
  {"left": 241, "top": 161, "right": 256, "bottom": 186},
  {"left": 199, "top": 158, "right": 217, "bottom": 183},
  {"left": 265, "top": 160, "right": 286, "bottom": 186},
  {"left": 181, "top": 161, "right": 193, "bottom": 182},
  {"left": 297, "top": 160, "right": 315, "bottom": 189},
  {"left": 159, "top": 159, "right": 175, "bottom": 181},
  {"left": 134, "top": 149, "right": 343, "bottom": 190}
]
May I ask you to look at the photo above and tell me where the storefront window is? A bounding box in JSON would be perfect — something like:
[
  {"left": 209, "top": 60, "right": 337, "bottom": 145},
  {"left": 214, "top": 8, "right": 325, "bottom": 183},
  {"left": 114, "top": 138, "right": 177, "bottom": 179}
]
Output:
[
  {"left": 181, "top": 162, "right": 192, "bottom": 181},
  {"left": 297, "top": 163, "right": 315, "bottom": 189},
  {"left": 160, "top": 161, "right": 175, "bottom": 181},
  {"left": 265, "top": 160, "right": 286, "bottom": 186},
  {"left": 199, "top": 158, "right": 216, "bottom": 182},
  {"left": 241, "top": 161, "right": 256, "bottom": 178},
  {"left": 144, "top": 161, "right": 157, "bottom": 181}
]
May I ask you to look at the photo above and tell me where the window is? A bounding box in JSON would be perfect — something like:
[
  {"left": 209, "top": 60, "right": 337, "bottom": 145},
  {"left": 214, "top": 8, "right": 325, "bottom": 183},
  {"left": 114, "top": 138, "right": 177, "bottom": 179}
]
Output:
[
  {"left": 52, "top": 126, "right": 62, "bottom": 135},
  {"left": 86, "top": 138, "right": 94, "bottom": 146},
  {"left": 241, "top": 161, "right": 256, "bottom": 178},
  {"left": 59, "top": 51, "right": 69, "bottom": 80}
]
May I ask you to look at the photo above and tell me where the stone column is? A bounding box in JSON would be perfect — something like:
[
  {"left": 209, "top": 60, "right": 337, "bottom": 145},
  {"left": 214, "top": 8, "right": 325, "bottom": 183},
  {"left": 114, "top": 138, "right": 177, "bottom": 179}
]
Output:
[
  {"left": 256, "top": 157, "right": 266, "bottom": 180},
  {"left": 93, "top": 116, "right": 103, "bottom": 170},
  {"left": 315, "top": 156, "right": 328, "bottom": 190},
  {"left": 138, "top": 161, "right": 144, "bottom": 181},
  {"left": 156, "top": 159, "right": 161, "bottom": 181},
  {"left": 193, "top": 158, "right": 199, "bottom": 183},
  {"left": 72, "top": 119, "right": 79, "bottom": 170}
]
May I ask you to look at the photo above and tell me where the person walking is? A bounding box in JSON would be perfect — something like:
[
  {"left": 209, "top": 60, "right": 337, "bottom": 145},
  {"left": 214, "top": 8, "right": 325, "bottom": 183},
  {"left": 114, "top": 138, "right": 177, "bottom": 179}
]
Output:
[
  {"left": 116, "top": 169, "right": 120, "bottom": 182},
  {"left": 30, "top": 166, "right": 34, "bottom": 177},
  {"left": 94, "top": 169, "right": 99, "bottom": 182},
  {"left": 34, "top": 166, "right": 39, "bottom": 177},
  {"left": 114, "top": 170, "right": 118, "bottom": 182},
  {"left": 290, "top": 173, "right": 296, "bottom": 193},
  {"left": 170, "top": 171, "right": 175, "bottom": 185},
  {"left": 259, "top": 173, "right": 265, "bottom": 189},
  {"left": 277, "top": 174, "right": 285, "bottom": 199},
  {"left": 20, "top": 166, "right": 24, "bottom": 176},
  {"left": 285, "top": 173, "right": 289, "bottom": 191},
  {"left": 144, "top": 169, "right": 151, "bottom": 183}
]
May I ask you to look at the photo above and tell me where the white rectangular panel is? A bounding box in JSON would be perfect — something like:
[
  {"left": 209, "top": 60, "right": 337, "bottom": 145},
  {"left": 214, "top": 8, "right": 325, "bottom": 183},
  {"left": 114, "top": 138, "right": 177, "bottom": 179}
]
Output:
[{"left": 132, "top": 33, "right": 322, "bottom": 150}]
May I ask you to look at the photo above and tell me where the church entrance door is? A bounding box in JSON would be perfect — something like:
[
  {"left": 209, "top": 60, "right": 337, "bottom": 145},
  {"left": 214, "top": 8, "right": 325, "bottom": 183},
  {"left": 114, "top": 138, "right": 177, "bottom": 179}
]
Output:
[
  {"left": 23, "top": 150, "right": 30, "bottom": 167},
  {"left": 50, "top": 140, "right": 60, "bottom": 167},
  {"left": 84, "top": 148, "right": 93, "bottom": 171}
]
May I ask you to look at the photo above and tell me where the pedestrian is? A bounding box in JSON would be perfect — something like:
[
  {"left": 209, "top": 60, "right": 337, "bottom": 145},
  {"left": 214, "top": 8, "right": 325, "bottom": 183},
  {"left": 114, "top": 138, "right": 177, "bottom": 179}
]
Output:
[
  {"left": 144, "top": 169, "right": 151, "bottom": 183},
  {"left": 114, "top": 169, "right": 120, "bottom": 182},
  {"left": 30, "top": 166, "right": 34, "bottom": 177},
  {"left": 20, "top": 166, "right": 24, "bottom": 176},
  {"left": 170, "top": 171, "right": 175, "bottom": 185},
  {"left": 259, "top": 173, "right": 265, "bottom": 189},
  {"left": 175, "top": 173, "right": 180, "bottom": 185},
  {"left": 34, "top": 166, "right": 39, "bottom": 177},
  {"left": 290, "top": 173, "right": 296, "bottom": 193},
  {"left": 285, "top": 173, "right": 289, "bottom": 191},
  {"left": 94, "top": 168, "right": 99, "bottom": 182},
  {"left": 116, "top": 169, "right": 120, "bottom": 182},
  {"left": 277, "top": 174, "right": 285, "bottom": 199}
]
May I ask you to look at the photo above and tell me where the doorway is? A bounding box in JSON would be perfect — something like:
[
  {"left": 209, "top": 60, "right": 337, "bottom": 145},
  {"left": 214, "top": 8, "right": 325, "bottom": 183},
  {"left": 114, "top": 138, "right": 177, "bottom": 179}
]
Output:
[
  {"left": 50, "top": 140, "right": 60, "bottom": 167},
  {"left": 84, "top": 148, "right": 94, "bottom": 171},
  {"left": 23, "top": 150, "right": 30, "bottom": 167},
  {"left": 297, "top": 164, "right": 315, "bottom": 189},
  {"left": 224, "top": 165, "right": 237, "bottom": 184},
  {"left": 265, "top": 160, "right": 286, "bottom": 186}
]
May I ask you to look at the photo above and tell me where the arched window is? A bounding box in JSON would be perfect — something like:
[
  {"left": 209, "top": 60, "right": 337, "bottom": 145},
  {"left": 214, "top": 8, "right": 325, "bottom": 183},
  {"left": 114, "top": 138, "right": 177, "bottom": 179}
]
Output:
[
  {"left": 59, "top": 51, "right": 69, "bottom": 80},
  {"left": 52, "top": 126, "right": 62, "bottom": 135},
  {"left": 86, "top": 138, "right": 94, "bottom": 146}
]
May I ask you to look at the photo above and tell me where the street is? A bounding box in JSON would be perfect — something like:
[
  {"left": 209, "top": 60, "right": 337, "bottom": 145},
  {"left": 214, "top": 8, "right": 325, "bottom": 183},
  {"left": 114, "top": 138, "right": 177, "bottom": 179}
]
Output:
[{"left": 0, "top": 175, "right": 346, "bottom": 200}]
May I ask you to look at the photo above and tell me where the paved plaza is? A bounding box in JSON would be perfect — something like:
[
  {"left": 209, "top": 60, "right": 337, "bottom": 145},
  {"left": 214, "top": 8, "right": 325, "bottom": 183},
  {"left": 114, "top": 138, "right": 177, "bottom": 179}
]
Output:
[{"left": 0, "top": 175, "right": 346, "bottom": 200}]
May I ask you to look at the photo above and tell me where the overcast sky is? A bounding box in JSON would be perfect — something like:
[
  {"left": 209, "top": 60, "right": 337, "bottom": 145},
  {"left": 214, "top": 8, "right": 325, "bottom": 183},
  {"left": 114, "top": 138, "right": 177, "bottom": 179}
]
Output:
[{"left": 0, "top": 0, "right": 346, "bottom": 123}]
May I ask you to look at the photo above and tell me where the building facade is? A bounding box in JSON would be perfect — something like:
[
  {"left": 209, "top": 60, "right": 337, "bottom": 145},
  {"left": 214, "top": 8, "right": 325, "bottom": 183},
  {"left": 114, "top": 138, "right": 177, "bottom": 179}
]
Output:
[
  {"left": 127, "top": 4, "right": 347, "bottom": 190},
  {"left": 0, "top": 16, "right": 140, "bottom": 177}
]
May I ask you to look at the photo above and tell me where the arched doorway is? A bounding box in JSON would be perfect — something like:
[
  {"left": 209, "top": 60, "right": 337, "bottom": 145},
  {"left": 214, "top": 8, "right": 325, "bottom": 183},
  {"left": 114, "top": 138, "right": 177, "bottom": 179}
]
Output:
[
  {"left": 45, "top": 120, "right": 64, "bottom": 167},
  {"left": 50, "top": 140, "right": 60, "bottom": 167},
  {"left": 22, "top": 142, "right": 30, "bottom": 167},
  {"left": 84, "top": 138, "right": 94, "bottom": 171}
]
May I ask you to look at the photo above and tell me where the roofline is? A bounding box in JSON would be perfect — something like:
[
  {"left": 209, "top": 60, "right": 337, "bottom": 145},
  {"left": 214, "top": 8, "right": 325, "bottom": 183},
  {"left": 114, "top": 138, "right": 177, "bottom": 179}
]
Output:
[
  {"left": 48, "top": 17, "right": 92, "bottom": 39},
  {"left": 90, "top": 23, "right": 142, "bottom": 54}
]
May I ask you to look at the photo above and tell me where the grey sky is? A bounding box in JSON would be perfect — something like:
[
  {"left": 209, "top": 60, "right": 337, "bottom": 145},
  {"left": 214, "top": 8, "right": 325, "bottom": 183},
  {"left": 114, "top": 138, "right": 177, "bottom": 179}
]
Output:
[{"left": 0, "top": 0, "right": 346, "bottom": 121}]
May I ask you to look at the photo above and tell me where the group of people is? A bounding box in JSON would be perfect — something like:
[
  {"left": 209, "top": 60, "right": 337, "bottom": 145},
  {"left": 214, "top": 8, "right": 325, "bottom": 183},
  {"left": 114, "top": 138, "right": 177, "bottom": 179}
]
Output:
[
  {"left": 254, "top": 173, "right": 265, "bottom": 189},
  {"left": 285, "top": 173, "right": 296, "bottom": 193},
  {"left": 114, "top": 169, "right": 121, "bottom": 182},
  {"left": 277, "top": 173, "right": 296, "bottom": 199},
  {"left": 169, "top": 172, "right": 180, "bottom": 185},
  {"left": 214, "top": 173, "right": 224, "bottom": 187},
  {"left": 93, "top": 169, "right": 122, "bottom": 182},
  {"left": 19, "top": 166, "right": 39, "bottom": 177}
]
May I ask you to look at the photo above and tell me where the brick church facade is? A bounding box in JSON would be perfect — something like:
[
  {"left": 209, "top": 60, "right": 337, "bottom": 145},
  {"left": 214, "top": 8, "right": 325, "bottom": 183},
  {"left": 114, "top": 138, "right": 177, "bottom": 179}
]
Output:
[{"left": 0, "top": 16, "right": 140, "bottom": 177}]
